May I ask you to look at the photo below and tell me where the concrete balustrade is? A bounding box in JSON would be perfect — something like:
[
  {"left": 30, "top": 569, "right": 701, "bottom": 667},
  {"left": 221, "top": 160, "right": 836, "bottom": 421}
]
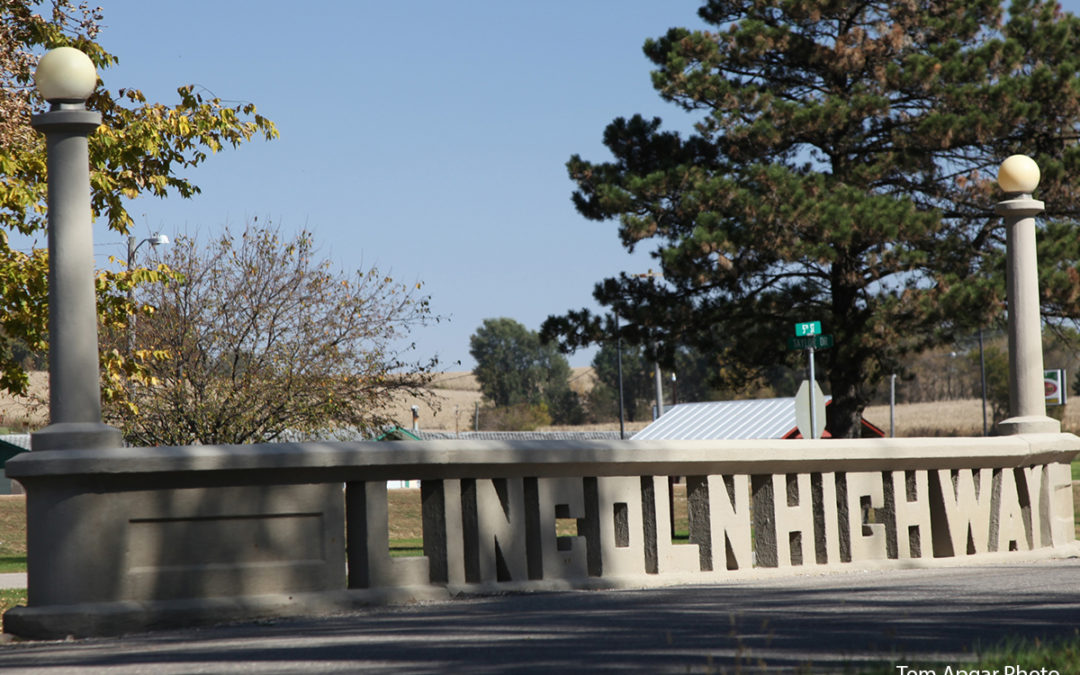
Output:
[{"left": 4, "top": 434, "right": 1078, "bottom": 638}]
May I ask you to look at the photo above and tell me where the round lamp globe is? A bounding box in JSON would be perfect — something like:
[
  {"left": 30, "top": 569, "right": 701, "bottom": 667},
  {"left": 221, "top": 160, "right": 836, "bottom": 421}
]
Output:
[
  {"left": 997, "top": 155, "right": 1040, "bottom": 195},
  {"left": 34, "top": 47, "right": 97, "bottom": 102}
]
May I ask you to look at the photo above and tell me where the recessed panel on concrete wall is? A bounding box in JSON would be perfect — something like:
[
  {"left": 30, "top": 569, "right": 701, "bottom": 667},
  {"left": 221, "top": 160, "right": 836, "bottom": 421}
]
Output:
[
  {"left": 123, "top": 484, "right": 345, "bottom": 601},
  {"left": 24, "top": 481, "right": 345, "bottom": 606}
]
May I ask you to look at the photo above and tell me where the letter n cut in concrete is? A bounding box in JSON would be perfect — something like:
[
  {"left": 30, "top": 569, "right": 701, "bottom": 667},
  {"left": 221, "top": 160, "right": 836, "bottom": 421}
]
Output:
[{"left": 686, "top": 475, "right": 752, "bottom": 571}]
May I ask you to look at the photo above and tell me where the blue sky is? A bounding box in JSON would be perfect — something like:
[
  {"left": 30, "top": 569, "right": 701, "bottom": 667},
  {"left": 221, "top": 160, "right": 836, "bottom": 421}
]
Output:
[
  {"left": 60, "top": 1, "right": 1080, "bottom": 371},
  {"left": 70, "top": 1, "right": 709, "bottom": 371}
]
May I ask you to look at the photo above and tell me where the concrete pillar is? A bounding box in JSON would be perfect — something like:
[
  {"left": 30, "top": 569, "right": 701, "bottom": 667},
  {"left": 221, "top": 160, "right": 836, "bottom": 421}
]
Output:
[
  {"left": 29, "top": 49, "right": 122, "bottom": 451},
  {"left": 995, "top": 155, "right": 1059, "bottom": 435}
]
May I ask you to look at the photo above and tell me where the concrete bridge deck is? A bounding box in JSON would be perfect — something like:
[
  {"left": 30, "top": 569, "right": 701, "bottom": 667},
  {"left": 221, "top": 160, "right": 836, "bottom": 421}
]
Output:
[{"left": 1, "top": 558, "right": 1078, "bottom": 674}]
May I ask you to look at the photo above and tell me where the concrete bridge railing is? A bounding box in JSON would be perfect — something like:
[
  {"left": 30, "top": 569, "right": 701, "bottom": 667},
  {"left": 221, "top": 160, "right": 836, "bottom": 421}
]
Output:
[{"left": 4, "top": 434, "right": 1078, "bottom": 638}]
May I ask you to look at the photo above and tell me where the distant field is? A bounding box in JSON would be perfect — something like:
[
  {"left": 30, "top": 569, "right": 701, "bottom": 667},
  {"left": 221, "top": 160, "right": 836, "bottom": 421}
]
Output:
[
  {"left": 379, "top": 368, "right": 596, "bottom": 432},
  {"left": 5, "top": 370, "right": 1080, "bottom": 436},
  {"left": 0, "top": 371, "right": 45, "bottom": 431},
  {"left": 0, "top": 368, "right": 594, "bottom": 433},
  {"left": 408, "top": 375, "right": 1080, "bottom": 437},
  {"left": 865, "top": 398, "right": 1080, "bottom": 437}
]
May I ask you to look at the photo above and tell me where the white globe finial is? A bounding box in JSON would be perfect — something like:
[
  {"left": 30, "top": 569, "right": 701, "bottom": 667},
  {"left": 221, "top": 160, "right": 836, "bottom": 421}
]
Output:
[
  {"left": 34, "top": 47, "right": 97, "bottom": 102},
  {"left": 997, "top": 155, "right": 1041, "bottom": 195}
]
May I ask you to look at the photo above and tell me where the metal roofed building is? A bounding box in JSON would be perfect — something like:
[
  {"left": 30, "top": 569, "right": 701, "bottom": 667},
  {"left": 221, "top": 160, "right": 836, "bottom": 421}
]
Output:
[
  {"left": 0, "top": 432, "right": 30, "bottom": 494},
  {"left": 301, "top": 427, "right": 625, "bottom": 442},
  {"left": 413, "top": 430, "right": 624, "bottom": 441},
  {"left": 632, "top": 398, "right": 885, "bottom": 440}
]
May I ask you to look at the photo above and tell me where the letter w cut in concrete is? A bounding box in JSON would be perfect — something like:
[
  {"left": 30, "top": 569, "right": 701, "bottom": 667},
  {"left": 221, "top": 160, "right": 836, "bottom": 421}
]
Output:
[{"left": 931, "top": 468, "right": 994, "bottom": 556}]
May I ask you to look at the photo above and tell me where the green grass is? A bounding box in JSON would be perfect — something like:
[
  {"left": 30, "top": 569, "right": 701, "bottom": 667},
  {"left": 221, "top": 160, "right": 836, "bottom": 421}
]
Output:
[
  {"left": 389, "top": 538, "right": 424, "bottom": 558},
  {"left": 0, "top": 496, "right": 25, "bottom": 574},
  {"left": 0, "top": 588, "right": 26, "bottom": 633}
]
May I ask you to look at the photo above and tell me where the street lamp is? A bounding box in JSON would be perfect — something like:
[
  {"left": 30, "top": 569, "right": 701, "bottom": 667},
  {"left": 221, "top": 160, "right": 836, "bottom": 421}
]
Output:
[
  {"left": 29, "top": 47, "right": 122, "bottom": 451},
  {"left": 128, "top": 233, "right": 169, "bottom": 268},
  {"left": 995, "top": 154, "right": 1059, "bottom": 434},
  {"left": 126, "top": 233, "right": 169, "bottom": 352}
]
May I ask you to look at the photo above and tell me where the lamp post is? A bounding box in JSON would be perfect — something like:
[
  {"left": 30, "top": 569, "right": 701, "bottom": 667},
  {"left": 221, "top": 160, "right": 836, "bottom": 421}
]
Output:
[
  {"left": 126, "top": 233, "right": 168, "bottom": 352},
  {"left": 29, "top": 47, "right": 122, "bottom": 451},
  {"left": 995, "top": 154, "right": 1059, "bottom": 435},
  {"left": 127, "top": 233, "right": 169, "bottom": 269}
]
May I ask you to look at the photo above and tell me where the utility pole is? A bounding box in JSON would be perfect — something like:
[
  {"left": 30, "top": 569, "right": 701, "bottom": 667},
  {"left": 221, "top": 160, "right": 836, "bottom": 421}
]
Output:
[
  {"left": 632, "top": 269, "right": 667, "bottom": 420},
  {"left": 615, "top": 312, "right": 625, "bottom": 440}
]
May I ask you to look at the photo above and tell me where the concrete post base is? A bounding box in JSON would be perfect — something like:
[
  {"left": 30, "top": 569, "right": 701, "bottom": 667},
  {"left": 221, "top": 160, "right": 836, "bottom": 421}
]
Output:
[
  {"left": 30, "top": 422, "right": 122, "bottom": 451},
  {"left": 998, "top": 415, "right": 1061, "bottom": 435}
]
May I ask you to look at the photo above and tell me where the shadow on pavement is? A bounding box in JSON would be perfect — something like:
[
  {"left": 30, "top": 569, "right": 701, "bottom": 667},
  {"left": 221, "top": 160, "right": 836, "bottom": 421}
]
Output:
[{"left": 1, "top": 561, "right": 1079, "bottom": 673}]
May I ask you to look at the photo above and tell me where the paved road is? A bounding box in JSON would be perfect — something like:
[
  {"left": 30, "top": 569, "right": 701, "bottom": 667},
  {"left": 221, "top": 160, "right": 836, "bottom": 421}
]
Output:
[
  {"left": 1, "top": 559, "right": 1079, "bottom": 674},
  {"left": 0, "top": 574, "right": 25, "bottom": 590}
]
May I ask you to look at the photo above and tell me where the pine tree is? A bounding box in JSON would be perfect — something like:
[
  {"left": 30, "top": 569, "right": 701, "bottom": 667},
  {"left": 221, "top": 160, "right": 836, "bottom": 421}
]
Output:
[{"left": 543, "top": 0, "right": 1080, "bottom": 437}]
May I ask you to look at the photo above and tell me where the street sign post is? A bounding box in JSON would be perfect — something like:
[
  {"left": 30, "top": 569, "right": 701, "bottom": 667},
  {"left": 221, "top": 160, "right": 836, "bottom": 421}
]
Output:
[
  {"left": 795, "top": 379, "right": 827, "bottom": 439},
  {"left": 787, "top": 335, "right": 834, "bottom": 351},
  {"left": 790, "top": 321, "right": 828, "bottom": 438}
]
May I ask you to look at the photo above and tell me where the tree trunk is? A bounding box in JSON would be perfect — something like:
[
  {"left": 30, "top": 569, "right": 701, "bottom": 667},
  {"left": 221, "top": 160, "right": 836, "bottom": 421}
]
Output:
[{"left": 826, "top": 376, "right": 863, "bottom": 439}]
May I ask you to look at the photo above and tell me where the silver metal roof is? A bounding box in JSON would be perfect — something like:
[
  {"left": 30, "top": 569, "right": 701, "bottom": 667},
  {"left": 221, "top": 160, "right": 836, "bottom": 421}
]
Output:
[
  {"left": 418, "top": 431, "right": 624, "bottom": 441},
  {"left": 0, "top": 433, "right": 30, "bottom": 450},
  {"left": 631, "top": 398, "right": 829, "bottom": 440}
]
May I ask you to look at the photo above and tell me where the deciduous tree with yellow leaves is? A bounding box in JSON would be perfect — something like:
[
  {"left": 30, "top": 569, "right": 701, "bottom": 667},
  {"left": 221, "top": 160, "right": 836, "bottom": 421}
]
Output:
[{"left": 0, "top": 0, "right": 277, "bottom": 402}]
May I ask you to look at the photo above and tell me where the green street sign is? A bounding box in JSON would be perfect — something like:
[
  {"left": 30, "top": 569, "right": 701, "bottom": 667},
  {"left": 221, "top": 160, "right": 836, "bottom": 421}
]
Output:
[
  {"left": 795, "top": 321, "right": 821, "bottom": 337},
  {"left": 787, "top": 334, "right": 834, "bottom": 351}
]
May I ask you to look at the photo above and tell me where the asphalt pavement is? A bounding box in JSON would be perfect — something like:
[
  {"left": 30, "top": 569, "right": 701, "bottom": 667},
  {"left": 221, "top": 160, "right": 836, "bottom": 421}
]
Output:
[{"left": 1, "top": 559, "right": 1079, "bottom": 674}]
